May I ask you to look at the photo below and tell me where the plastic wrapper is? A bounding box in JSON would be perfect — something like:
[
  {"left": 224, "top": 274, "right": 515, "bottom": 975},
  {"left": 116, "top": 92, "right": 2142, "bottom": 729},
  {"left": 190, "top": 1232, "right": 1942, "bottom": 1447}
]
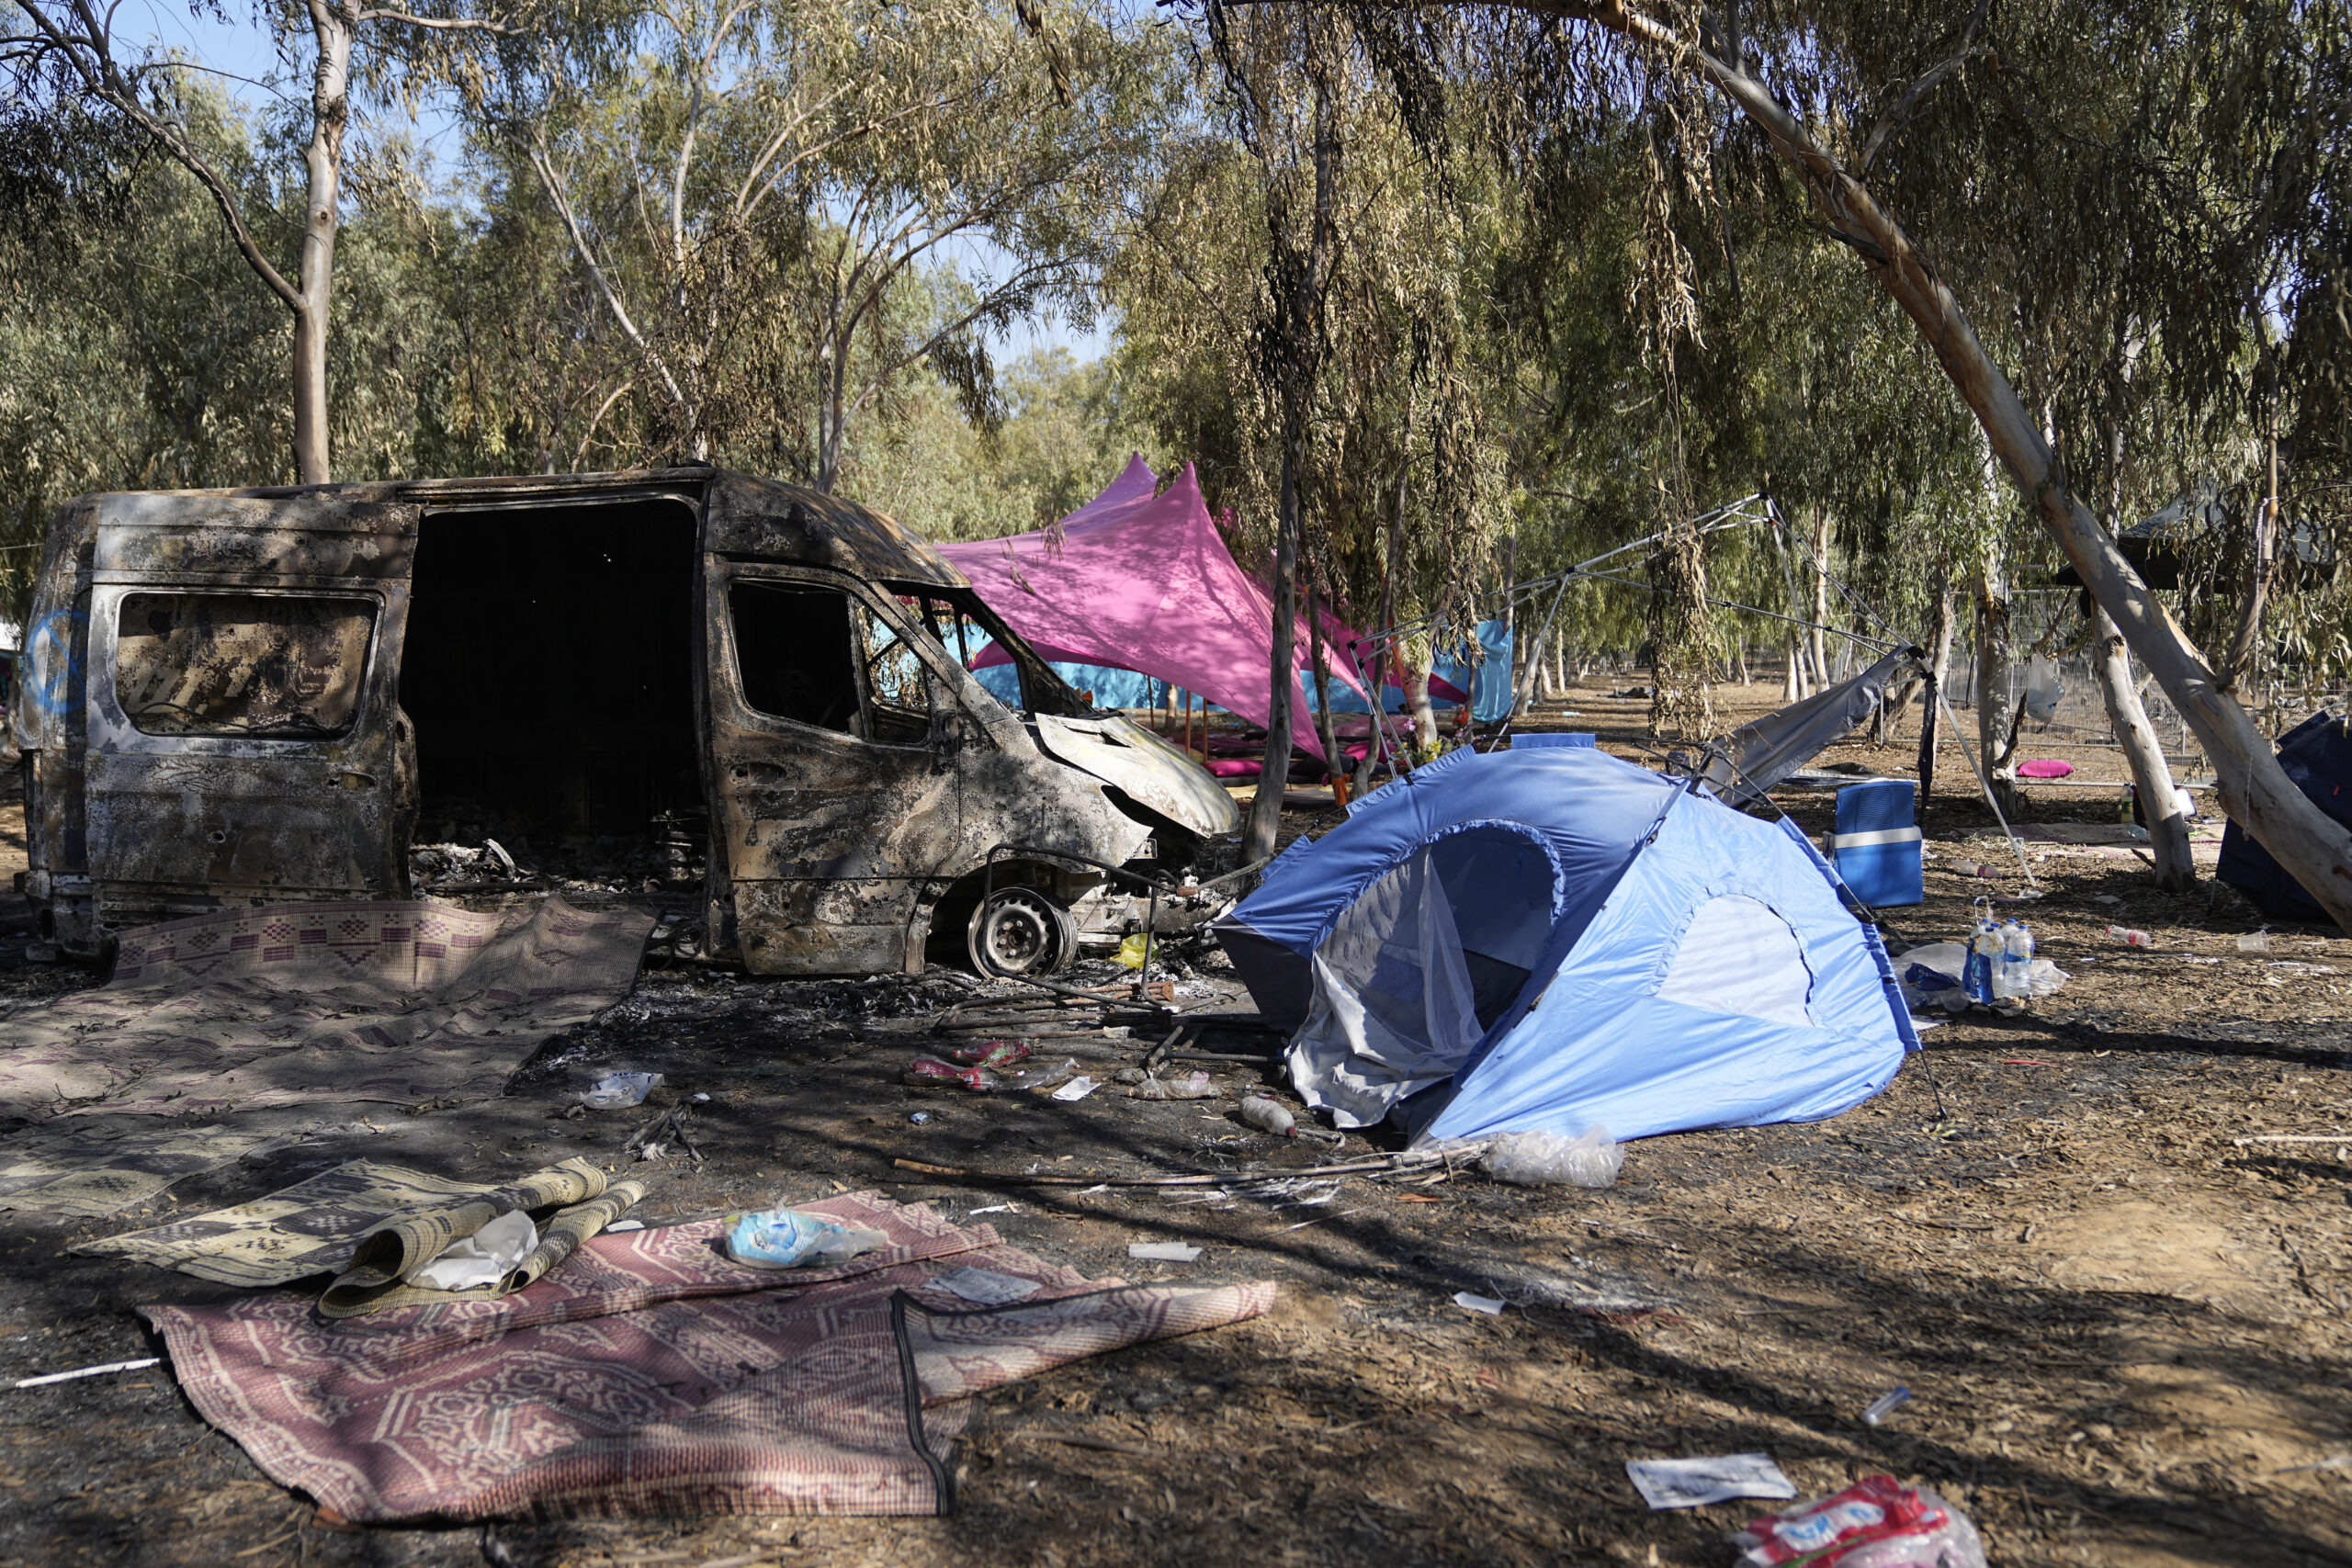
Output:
[
  {"left": 581, "top": 1071, "right": 662, "bottom": 1110},
  {"left": 1733, "top": 1476, "right": 1985, "bottom": 1568},
  {"left": 1129, "top": 1070, "right": 1216, "bottom": 1100},
  {"left": 1480, "top": 1127, "right": 1622, "bottom": 1188},
  {"left": 407, "top": 1210, "right": 537, "bottom": 1292},
  {"left": 950, "top": 1039, "right": 1033, "bottom": 1069},
  {"left": 902, "top": 1055, "right": 1004, "bottom": 1091},
  {"left": 726, "top": 1208, "right": 888, "bottom": 1269}
]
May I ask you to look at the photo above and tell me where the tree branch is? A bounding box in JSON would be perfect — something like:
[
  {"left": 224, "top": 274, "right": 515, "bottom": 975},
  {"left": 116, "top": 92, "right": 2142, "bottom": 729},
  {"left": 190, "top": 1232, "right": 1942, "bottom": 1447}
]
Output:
[
  {"left": 353, "top": 9, "right": 520, "bottom": 33},
  {"left": 1858, "top": 0, "right": 1988, "bottom": 175}
]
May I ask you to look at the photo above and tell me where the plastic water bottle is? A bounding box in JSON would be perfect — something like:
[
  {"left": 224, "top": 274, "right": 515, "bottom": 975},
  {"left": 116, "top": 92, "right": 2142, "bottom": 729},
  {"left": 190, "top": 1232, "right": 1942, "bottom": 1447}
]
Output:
[
  {"left": 1995, "top": 920, "right": 2035, "bottom": 1000},
  {"left": 1962, "top": 912, "right": 2000, "bottom": 1004},
  {"left": 2107, "top": 925, "right": 2154, "bottom": 949}
]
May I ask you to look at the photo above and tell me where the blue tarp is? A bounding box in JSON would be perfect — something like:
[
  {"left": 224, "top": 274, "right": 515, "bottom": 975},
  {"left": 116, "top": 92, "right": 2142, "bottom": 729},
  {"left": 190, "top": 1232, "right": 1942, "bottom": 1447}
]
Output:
[
  {"left": 1213, "top": 747, "right": 1916, "bottom": 1143},
  {"left": 1434, "top": 620, "right": 1515, "bottom": 724},
  {"left": 963, "top": 638, "right": 1175, "bottom": 712}
]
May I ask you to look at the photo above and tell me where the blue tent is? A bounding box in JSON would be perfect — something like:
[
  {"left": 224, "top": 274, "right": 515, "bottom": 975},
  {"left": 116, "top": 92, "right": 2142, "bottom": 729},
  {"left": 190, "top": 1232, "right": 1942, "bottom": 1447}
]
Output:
[
  {"left": 2219, "top": 711, "right": 2352, "bottom": 922},
  {"left": 1213, "top": 746, "right": 1917, "bottom": 1143}
]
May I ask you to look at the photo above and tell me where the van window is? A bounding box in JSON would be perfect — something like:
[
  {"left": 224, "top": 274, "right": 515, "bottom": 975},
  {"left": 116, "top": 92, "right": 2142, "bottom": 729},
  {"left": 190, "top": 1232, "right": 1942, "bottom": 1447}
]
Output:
[
  {"left": 730, "top": 582, "right": 858, "bottom": 732},
  {"left": 730, "top": 581, "right": 937, "bottom": 744},
  {"left": 115, "top": 592, "right": 375, "bottom": 738}
]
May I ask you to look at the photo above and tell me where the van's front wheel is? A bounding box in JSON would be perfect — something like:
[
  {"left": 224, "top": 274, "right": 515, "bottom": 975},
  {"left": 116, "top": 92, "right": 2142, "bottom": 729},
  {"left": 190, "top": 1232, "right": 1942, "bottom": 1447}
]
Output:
[{"left": 967, "top": 886, "right": 1076, "bottom": 976}]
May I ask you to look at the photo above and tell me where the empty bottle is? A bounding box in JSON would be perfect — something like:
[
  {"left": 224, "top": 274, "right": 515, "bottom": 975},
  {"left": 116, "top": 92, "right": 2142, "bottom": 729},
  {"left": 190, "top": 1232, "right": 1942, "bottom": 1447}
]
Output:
[
  {"left": 1962, "top": 912, "right": 2001, "bottom": 1004},
  {"left": 1238, "top": 1096, "right": 1298, "bottom": 1136},
  {"left": 2107, "top": 925, "right": 2154, "bottom": 949},
  {"left": 1994, "top": 920, "right": 2035, "bottom": 1000}
]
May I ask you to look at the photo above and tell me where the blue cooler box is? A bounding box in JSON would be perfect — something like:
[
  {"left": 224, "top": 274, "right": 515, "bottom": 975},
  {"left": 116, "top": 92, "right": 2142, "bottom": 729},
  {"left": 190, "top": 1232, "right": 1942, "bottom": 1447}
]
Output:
[
  {"left": 1514, "top": 732, "right": 1597, "bottom": 749},
  {"left": 1829, "top": 779, "right": 1922, "bottom": 907}
]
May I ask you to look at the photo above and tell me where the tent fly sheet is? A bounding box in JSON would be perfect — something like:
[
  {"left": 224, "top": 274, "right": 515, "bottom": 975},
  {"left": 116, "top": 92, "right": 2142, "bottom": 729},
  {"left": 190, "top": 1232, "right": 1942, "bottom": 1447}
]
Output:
[{"left": 1214, "top": 747, "right": 1918, "bottom": 1143}]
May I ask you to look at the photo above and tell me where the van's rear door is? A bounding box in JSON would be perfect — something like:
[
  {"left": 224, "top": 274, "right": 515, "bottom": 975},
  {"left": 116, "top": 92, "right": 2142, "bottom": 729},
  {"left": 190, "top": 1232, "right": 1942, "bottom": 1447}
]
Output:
[{"left": 82, "top": 492, "right": 416, "bottom": 925}]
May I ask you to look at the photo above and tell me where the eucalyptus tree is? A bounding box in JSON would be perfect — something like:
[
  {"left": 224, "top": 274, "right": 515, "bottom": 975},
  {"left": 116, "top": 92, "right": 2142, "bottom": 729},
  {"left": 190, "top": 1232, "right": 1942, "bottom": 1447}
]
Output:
[
  {"left": 1267, "top": 0, "right": 2352, "bottom": 930},
  {"left": 2, "top": 0, "right": 546, "bottom": 483},
  {"left": 494, "top": 0, "right": 1166, "bottom": 488}
]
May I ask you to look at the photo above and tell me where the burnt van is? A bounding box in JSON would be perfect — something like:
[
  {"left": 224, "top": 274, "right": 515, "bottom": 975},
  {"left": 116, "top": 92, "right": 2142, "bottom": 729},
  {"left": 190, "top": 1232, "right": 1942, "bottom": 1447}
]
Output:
[{"left": 10, "top": 468, "right": 1238, "bottom": 974}]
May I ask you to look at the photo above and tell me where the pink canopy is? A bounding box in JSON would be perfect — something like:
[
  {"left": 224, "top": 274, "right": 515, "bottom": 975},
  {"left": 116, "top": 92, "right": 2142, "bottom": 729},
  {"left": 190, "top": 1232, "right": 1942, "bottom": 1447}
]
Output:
[{"left": 941, "top": 456, "right": 1367, "bottom": 761}]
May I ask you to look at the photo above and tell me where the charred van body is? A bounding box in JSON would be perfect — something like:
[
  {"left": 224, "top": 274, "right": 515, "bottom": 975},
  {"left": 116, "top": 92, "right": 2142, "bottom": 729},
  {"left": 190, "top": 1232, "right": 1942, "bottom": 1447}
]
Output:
[{"left": 12, "top": 467, "right": 1237, "bottom": 974}]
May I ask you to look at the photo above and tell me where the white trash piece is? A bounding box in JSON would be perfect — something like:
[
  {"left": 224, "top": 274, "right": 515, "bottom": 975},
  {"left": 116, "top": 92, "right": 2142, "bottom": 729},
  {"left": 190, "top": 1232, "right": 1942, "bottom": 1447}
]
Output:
[
  {"left": 1051, "top": 1076, "right": 1100, "bottom": 1102},
  {"left": 1480, "top": 1127, "right": 1623, "bottom": 1188},
  {"left": 582, "top": 1071, "right": 663, "bottom": 1110},
  {"left": 1624, "top": 1452, "right": 1798, "bottom": 1510},
  {"left": 1127, "top": 1241, "right": 1202, "bottom": 1263},
  {"left": 1453, "top": 1291, "right": 1508, "bottom": 1314},
  {"left": 933, "top": 1266, "right": 1042, "bottom": 1305},
  {"left": 408, "top": 1209, "right": 537, "bottom": 1292}
]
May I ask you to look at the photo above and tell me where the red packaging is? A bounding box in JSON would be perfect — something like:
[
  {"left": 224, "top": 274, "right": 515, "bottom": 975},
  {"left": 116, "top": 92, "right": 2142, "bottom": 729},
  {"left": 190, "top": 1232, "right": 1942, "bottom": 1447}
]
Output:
[
  {"left": 901, "top": 1056, "right": 1003, "bottom": 1091},
  {"left": 1736, "top": 1476, "right": 1945, "bottom": 1566},
  {"left": 949, "top": 1038, "right": 1034, "bottom": 1069}
]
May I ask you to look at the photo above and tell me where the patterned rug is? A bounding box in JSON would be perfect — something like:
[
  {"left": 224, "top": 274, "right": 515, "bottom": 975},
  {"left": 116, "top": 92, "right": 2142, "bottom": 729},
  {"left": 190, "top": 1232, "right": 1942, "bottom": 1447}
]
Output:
[
  {"left": 75, "top": 1156, "right": 625, "bottom": 1290},
  {"left": 0, "top": 897, "right": 650, "bottom": 1120},
  {"left": 144, "top": 1192, "right": 1276, "bottom": 1521}
]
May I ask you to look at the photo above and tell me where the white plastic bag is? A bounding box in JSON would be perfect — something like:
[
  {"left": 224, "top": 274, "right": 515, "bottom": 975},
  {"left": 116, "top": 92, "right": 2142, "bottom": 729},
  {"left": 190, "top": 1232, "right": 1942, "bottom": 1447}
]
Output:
[
  {"left": 407, "top": 1210, "right": 537, "bottom": 1291},
  {"left": 582, "top": 1071, "right": 662, "bottom": 1110},
  {"left": 1480, "top": 1127, "right": 1622, "bottom": 1188}
]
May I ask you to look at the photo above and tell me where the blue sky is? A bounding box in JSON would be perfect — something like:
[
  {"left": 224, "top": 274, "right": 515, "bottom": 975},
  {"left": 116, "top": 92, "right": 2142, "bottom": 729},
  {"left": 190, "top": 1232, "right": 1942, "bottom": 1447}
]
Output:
[{"left": 108, "top": 0, "right": 1114, "bottom": 363}]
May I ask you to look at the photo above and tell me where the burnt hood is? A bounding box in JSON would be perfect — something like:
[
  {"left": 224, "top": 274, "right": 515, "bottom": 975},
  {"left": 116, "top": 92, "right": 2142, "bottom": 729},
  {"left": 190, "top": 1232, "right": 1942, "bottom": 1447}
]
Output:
[{"left": 1029, "top": 714, "right": 1239, "bottom": 840}]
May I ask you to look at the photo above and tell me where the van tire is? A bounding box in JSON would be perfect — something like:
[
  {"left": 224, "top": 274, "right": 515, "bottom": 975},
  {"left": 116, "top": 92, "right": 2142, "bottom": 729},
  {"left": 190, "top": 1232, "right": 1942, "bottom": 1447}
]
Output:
[{"left": 967, "top": 886, "right": 1077, "bottom": 976}]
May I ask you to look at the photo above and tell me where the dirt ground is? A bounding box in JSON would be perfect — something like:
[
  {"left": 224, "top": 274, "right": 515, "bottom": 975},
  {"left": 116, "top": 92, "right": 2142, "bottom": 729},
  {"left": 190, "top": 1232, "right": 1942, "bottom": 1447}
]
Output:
[{"left": 2, "top": 682, "right": 2350, "bottom": 1568}]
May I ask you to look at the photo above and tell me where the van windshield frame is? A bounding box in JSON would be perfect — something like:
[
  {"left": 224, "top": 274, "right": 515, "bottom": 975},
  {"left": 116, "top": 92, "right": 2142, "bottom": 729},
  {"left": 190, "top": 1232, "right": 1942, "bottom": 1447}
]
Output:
[{"left": 884, "top": 581, "right": 1093, "bottom": 719}]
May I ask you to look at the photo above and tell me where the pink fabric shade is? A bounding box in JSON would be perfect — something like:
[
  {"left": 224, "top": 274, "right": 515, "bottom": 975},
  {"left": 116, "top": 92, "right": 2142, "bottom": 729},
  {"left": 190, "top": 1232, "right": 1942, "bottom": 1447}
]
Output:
[
  {"left": 2018, "top": 759, "right": 2075, "bottom": 779},
  {"left": 943, "top": 456, "right": 1365, "bottom": 760}
]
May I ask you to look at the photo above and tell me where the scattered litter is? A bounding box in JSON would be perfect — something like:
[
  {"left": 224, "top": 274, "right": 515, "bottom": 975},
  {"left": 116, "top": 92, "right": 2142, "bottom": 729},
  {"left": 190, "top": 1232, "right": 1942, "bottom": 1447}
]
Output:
[
  {"left": 726, "top": 1209, "right": 888, "bottom": 1269},
  {"left": 1624, "top": 1452, "right": 1796, "bottom": 1509},
  {"left": 2107, "top": 925, "right": 2154, "bottom": 948},
  {"left": 581, "top": 1072, "right": 663, "bottom": 1111},
  {"left": 1115, "top": 932, "right": 1152, "bottom": 969},
  {"left": 1476, "top": 1127, "right": 1621, "bottom": 1188},
  {"left": 1128, "top": 1070, "right": 1215, "bottom": 1100},
  {"left": 13, "top": 1356, "right": 163, "bottom": 1390},
  {"left": 690, "top": 1092, "right": 710, "bottom": 1102},
  {"left": 1733, "top": 1476, "right": 1985, "bottom": 1567},
  {"left": 1238, "top": 1096, "right": 1298, "bottom": 1136},
  {"left": 932, "top": 1266, "right": 1042, "bottom": 1305},
  {"left": 909, "top": 1111, "right": 934, "bottom": 1125},
  {"left": 605, "top": 1220, "right": 644, "bottom": 1233},
  {"left": 903, "top": 1056, "right": 1004, "bottom": 1092},
  {"left": 2092, "top": 893, "right": 2121, "bottom": 905},
  {"left": 1453, "top": 1291, "right": 1508, "bottom": 1315},
  {"left": 967, "top": 1203, "right": 1014, "bottom": 1215},
  {"left": 408, "top": 1210, "right": 537, "bottom": 1292},
  {"left": 1052, "top": 1077, "right": 1101, "bottom": 1102},
  {"left": 1128, "top": 1241, "right": 1202, "bottom": 1262},
  {"left": 1860, "top": 1384, "right": 1913, "bottom": 1426},
  {"left": 950, "top": 1039, "right": 1033, "bottom": 1069},
  {"left": 1899, "top": 940, "right": 2065, "bottom": 1012}
]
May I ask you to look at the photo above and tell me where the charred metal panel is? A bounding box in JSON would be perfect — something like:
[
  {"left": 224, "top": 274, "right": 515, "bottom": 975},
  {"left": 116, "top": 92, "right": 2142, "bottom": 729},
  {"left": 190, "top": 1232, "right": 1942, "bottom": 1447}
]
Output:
[
  {"left": 1030, "top": 714, "right": 1239, "bottom": 840},
  {"left": 703, "top": 472, "right": 965, "bottom": 590},
  {"left": 91, "top": 494, "right": 413, "bottom": 585},
  {"left": 707, "top": 560, "right": 1148, "bottom": 975}
]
